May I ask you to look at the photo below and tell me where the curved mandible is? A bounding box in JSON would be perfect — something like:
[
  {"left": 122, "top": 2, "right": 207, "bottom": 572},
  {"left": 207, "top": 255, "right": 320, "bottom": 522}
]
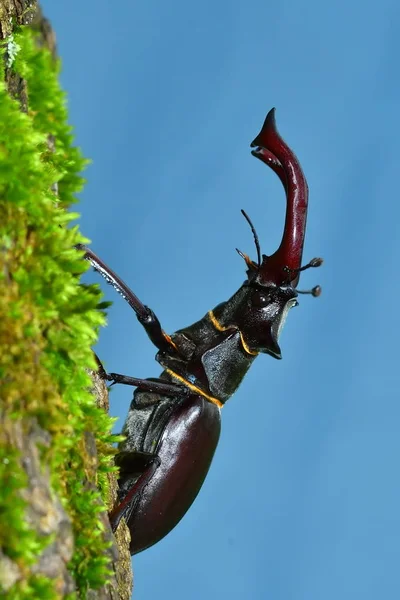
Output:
[
  {"left": 251, "top": 146, "right": 287, "bottom": 192},
  {"left": 251, "top": 108, "right": 308, "bottom": 287}
]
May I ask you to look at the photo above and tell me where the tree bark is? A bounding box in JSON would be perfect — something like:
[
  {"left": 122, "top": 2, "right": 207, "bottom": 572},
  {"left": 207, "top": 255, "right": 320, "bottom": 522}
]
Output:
[{"left": 0, "top": 3, "right": 133, "bottom": 598}]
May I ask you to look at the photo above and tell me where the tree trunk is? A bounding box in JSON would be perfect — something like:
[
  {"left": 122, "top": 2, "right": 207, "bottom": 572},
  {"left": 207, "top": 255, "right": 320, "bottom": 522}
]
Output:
[{"left": 0, "top": 3, "right": 132, "bottom": 598}]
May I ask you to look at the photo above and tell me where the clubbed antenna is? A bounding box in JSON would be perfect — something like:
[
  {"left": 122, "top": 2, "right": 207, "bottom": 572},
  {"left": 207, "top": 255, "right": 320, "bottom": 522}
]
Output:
[{"left": 297, "top": 285, "right": 322, "bottom": 297}]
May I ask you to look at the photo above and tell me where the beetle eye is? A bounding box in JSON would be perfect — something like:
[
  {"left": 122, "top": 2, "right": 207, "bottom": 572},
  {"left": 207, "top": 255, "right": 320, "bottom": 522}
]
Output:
[{"left": 251, "top": 290, "right": 270, "bottom": 308}]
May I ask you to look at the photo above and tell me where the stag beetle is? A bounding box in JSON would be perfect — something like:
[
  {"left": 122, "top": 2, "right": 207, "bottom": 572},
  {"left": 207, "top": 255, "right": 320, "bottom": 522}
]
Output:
[{"left": 76, "top": 108, "right": 322, "bottom": 554}]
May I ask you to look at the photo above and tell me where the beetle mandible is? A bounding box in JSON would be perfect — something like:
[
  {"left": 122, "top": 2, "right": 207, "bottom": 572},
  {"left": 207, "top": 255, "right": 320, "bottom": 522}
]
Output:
[{"left": 76, "top": 108, "right": 322, "bottom": 554}]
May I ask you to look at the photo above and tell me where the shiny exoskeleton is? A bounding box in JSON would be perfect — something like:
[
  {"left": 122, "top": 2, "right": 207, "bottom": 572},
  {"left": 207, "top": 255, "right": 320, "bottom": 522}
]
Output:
[{"left": 77, "top": 108, "right": 322, "bottom": 554}]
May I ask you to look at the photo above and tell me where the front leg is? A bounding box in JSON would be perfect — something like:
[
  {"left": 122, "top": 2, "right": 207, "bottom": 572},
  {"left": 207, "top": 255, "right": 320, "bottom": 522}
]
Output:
[{"left": 76, "top": 244, "right": 179, "bottom": 354}]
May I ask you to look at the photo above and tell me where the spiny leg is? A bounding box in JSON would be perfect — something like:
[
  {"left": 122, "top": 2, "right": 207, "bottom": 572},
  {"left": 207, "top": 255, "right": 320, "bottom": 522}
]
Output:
[{"left": 76, "top": 244, "right": 179, "bottom": 354}]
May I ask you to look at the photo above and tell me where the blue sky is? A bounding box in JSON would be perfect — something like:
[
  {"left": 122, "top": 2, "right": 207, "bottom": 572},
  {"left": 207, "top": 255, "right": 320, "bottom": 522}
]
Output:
[{"left": 41, "top": 2, "right": 400, "bottom": 598}]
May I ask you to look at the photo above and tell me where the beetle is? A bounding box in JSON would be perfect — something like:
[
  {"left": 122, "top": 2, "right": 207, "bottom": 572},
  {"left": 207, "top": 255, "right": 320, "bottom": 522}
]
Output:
[{"left": 76, "top": 108, "right": 322, "bottom": 554}]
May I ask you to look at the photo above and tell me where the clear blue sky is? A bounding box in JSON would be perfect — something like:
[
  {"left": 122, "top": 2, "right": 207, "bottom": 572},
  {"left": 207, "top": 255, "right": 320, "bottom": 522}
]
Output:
[{"left": 41, "top": 2, "right": 400, "bottom": 598}]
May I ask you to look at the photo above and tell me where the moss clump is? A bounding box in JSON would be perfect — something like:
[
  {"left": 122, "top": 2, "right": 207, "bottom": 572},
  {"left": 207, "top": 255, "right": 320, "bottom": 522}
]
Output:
[{"left": 0, "top": 27, "right": 118, "bottom": 597}]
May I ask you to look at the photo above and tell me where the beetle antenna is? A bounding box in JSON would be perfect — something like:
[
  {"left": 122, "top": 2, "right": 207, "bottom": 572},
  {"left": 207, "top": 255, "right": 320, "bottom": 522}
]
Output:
[
  {"left": 240, "top": 209, "right": 261, "bottom": 268},
  {"left": 283, "top": 258, "right": 322, "bottom": 296},
  {"left": 296, "top": 257, "right": 323, "bottom": 273},
  {"left": 296, "top": 285, "right": 322, "bottom": 297},
  {"left": 284, "top": 257, "right": 323, "bottom": 278}
]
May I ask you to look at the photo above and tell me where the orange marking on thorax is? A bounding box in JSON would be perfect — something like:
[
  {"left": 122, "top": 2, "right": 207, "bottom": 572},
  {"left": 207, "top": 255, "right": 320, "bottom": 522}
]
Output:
[
  {"left": 208, "top": 311, "right": 259, "bottom": 357},
  {"left": 163, "top": 332, "right": 179, "bottom": 352},
  {"left": 165, "top": 368, "right": 223, "bottom": 409}
]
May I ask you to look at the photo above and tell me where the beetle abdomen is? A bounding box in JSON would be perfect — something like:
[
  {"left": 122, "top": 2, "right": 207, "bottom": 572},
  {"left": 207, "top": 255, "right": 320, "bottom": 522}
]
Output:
[{"left": 127, "top": 394, "right": 221, "bottom": 554}]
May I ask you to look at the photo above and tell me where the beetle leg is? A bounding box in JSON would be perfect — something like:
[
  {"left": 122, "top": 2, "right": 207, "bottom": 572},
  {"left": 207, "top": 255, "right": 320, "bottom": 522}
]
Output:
[
  {"left": 94, "top": 354, "right": 189, "bottom": 398},
  {"left": 75, "top": 244, "right": 179, "bottom": 354},
  {"left": 109, "top": 453, "right": 161, "bottom": 532},
  {"left": 115, "top": 449, "right": 158, "bottom": 477},
  {"left": 107, "top": 372, "right": 189, "bottom": 398}
]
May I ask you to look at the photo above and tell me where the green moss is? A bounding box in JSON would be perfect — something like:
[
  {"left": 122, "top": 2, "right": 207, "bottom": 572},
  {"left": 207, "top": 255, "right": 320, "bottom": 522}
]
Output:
[
  {"left": 12, "top": 574, "right": 61, "bottom": 600},
  {"left": 0, "top": 27, "right": 119, "bottom": 597}
]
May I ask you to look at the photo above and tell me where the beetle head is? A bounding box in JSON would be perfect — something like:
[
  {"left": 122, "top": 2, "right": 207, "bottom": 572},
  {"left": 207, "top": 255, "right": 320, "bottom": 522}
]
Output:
[
  {"left": 228, "top": 109, "right": 321, "bottom": 358},
  {"left": 212, "top": 282, "right": 298, "bottom": 359}
]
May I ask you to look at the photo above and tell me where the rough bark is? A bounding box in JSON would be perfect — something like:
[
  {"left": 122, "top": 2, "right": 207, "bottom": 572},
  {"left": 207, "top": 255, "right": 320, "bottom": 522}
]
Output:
[{"left": 89, "top": 370, "right": 133, "bottom": 600}]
